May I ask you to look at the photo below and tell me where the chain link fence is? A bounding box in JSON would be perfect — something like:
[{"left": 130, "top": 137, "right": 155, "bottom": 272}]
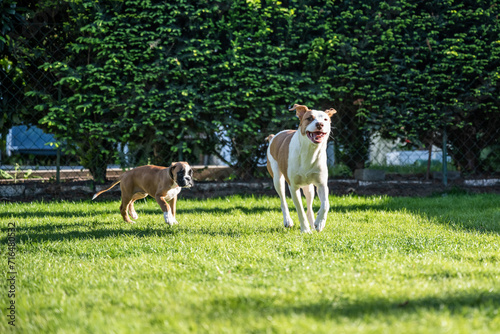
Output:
[{"left": 1, "top": 23, "right": 499, "bottom": 199}]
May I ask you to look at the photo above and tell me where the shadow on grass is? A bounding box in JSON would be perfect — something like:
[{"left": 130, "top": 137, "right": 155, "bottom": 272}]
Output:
[
  {"left": 208, "top": 291, "right": 500, "bottom": 321},
  {"left": 1, "top": 194, "right": 498, "bottom": 238},
  {"left": 329, "top": 194, "right": 500, "bottom": 235},
  {"left": 0, "top": 226, "right": 292, "bottom": 246},
  {"left": 0, "top": 213, "right": 287, "bottom": 244},
  {"left": 140, "top": 205, "right": 283, "bottom": 216},
  {"left": 0, "top": 199, "right": 282, "bottom": 220},
  {"left": 0, "top": 207, "right": 119, "bottom": 220},
  {"left": 0, "top": 224, "right": 178, "bottom": 244},
  {"left": 184, "top": 193, "right": 500, "bottom": 235}
]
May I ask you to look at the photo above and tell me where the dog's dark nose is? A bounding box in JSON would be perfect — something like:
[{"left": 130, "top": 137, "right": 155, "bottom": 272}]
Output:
[
  {"left": 316, "top": 122, "right": 324, "bottom": 130},
  {"left": 182, "top": 176, "right": 194, "bottom": 187}
]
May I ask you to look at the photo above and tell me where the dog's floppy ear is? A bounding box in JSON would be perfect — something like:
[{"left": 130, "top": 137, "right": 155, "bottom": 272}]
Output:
[
  {"left": 169, "top": 162, "right": 176, "bottom": 180},
  {"left": 289, "top": 104, "right": 310, "bottom": 120},
  {"left": 325, "top": 108, "right": 337, "bottom": 118}
]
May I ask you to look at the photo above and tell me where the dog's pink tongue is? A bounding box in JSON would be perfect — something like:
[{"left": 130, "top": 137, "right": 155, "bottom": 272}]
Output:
[{"left": 308, "top": 132, "right": 325, "bottom": 143}]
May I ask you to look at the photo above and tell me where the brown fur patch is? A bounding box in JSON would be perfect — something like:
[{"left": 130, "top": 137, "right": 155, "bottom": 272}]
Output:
[
  {"left": 267, "top": 130, "right": 295, "bottom": 184},
  {"left": 299, "top": 111, "right": 315, "bottom": 136},
  {"left": 289, "top": 104, "right": 311, "bottom": 120}
]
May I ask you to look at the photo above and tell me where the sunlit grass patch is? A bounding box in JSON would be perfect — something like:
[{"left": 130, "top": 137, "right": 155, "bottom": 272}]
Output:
[{"left": 1, "top": 194, "right": 499, "bottom": 333}]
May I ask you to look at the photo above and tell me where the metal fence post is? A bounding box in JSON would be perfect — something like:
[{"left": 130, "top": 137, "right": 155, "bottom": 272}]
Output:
[
  {"left": 56, "top": 86, "right": 62, "bottom": 183},
  {"left": 442, "top": 128, "right": 448, "bottom": 187},
  {"left": 56, "top": 147, "right": 61, "bottom": 183}
]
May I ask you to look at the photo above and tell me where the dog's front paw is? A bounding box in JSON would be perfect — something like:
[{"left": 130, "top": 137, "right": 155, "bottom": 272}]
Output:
[
  {"left": 131, "top": 212, "right": 139, "bottom": 220},
  {"left": 314, "top": 218, "right": 326, "bottom": 232},
  {"left": 163, "top": 212, "right": 174, "bottom": 226},
  {"left": 284, "top": 218, "right": 294, "bottom": 228}
]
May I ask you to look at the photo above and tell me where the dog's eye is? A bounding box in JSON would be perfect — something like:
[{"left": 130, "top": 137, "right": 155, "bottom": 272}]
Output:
[{"left": 307, "top": 116, "right": 314, "bottom": 122}]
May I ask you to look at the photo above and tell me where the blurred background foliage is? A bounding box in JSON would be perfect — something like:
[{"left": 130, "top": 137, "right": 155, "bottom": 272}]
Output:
[{"left": 2, "top": 0, "right": 499, "bottom": 182}]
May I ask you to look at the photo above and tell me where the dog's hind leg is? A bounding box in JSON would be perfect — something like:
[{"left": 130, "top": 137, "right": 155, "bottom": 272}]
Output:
[
  {"left": 129, "top": 192, "right": 147, "bottom": 220},
  {"left": 268, "top": 149, "right": 293, "bottom": 228},
  {"left": 273, "top": 173, "right": 294, "bottom": 228},
  {"left": 289, "top": 184, "right": 311, "bottom": 233},
  {"left": 120, "top": 195, "right": 135, "bottom": 223},
  {"left": 302, "top": 184, "right": 315, "bottom": 230}
]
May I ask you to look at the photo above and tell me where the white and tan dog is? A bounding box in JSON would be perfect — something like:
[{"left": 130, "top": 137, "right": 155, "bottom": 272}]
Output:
[
  {"left": 92, "top": 162, "right": 193, "bottom": 225},
  {"left": 266, "top": 104, "right": 336, "bottom": 233}
]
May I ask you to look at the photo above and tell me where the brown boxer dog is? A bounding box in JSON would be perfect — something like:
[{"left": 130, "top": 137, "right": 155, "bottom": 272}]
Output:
[{"left": 92, "top": 162, "right": 193, "bottom": 225}]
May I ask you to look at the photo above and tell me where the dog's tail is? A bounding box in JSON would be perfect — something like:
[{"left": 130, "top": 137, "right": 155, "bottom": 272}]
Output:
[
  {"left": 265, "top": 134, "right": 275, "bottom": 142},
  {"left": 92, "top": 179, "right": 121, "bottom": 200}
]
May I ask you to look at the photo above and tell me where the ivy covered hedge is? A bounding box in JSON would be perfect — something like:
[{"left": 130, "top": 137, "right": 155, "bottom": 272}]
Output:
[{"left": 6, "top": 0, "right": 500, "bottom": 181}]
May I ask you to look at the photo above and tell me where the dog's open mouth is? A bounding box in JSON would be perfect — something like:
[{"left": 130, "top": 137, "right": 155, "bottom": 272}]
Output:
[
  {"left": 307, "top": 131, "right": 327, "bottom": 144},
  {"left": 178, "top": 180, "right": 194, "bottom": 188}
]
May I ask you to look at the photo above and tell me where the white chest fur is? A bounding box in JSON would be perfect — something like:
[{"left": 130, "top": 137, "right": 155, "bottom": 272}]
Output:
[
  {"left": 164, "top": 187, "right": 182, "bottom": 201},
  {"left": 287, "top": 133, "right": 328, "bottom": 187}
]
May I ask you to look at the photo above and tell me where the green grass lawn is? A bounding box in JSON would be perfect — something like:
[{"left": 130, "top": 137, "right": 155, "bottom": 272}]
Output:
[{"left": 1, "top": 193, "right": 499, "bottom": 333}]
